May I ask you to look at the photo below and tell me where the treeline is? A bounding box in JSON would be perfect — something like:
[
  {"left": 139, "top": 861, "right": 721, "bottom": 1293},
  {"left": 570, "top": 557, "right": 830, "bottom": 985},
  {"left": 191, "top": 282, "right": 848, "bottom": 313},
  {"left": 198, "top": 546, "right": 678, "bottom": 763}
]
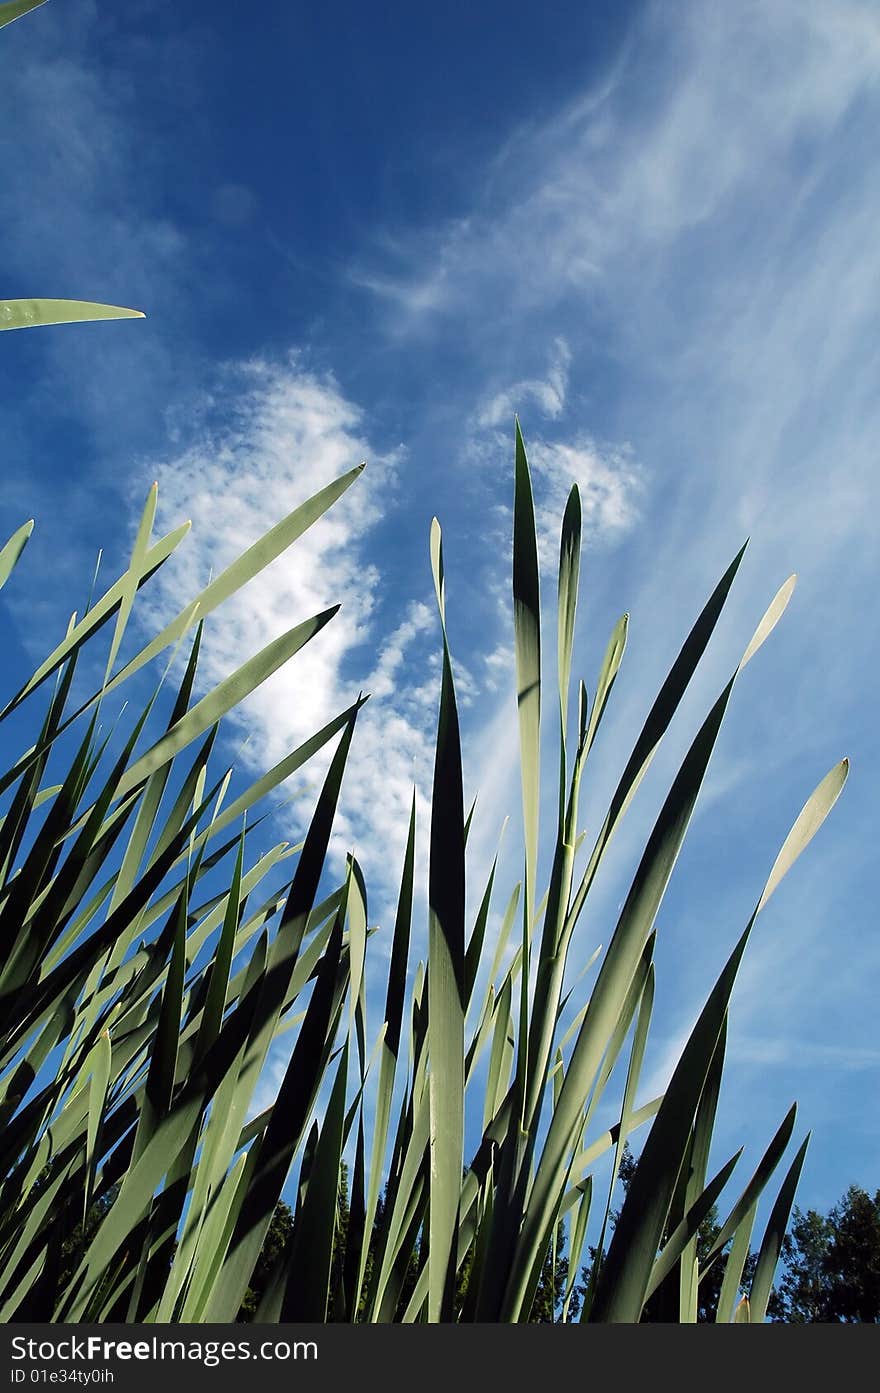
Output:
[
  {"left": 47, "top": 1154, "right": 878, "bottom": 1323},
  {"left": 601, "top": 1146, "right": 880, "bottom": 1323}
]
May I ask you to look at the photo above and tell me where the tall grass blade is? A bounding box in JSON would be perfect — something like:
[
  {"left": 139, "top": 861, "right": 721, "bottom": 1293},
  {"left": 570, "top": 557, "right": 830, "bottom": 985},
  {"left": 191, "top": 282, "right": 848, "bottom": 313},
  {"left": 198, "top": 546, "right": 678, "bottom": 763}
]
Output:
[
  {"left": 512, "top": 419, "right": 541, "bottom": 1109},
  {"left": 427, "top": 518, "right": 465, "bottom": 1322},
  {"left": 749, "top": 1134, "right": 810, "bottom": 1322}
]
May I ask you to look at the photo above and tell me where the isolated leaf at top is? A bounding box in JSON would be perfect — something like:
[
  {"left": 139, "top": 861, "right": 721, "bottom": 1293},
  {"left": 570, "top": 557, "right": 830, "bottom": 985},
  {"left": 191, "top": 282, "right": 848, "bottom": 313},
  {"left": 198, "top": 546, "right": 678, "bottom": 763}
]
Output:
[
  {"left": 427, "top": 517, "right": 466, "bottom": 1323},
  {"left": 0, "top": 520, "right": 34, "bottom": 591},
  {"left": 0, "top": 1, "right": 48, "bottom": 32},
  {"left": 0, "top": 299, "right": 145, "bottom": 331}
]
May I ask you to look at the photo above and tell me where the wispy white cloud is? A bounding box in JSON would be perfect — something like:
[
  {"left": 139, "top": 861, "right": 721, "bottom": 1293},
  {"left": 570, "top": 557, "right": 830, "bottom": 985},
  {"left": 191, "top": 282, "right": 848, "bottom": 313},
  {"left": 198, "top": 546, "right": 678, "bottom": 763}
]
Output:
[
  {"left": 528, "top": 435, "right": 641, "bottom": 564},
  {"left": 730, "top": 1038, "right": 880, "bottom": 1071},
  {"left": 476, "top": 338, "right": 571, "bottom": 429},
  {"left": 146, "top": 354, "right": 441, "bottom": 901},
  {"left": 466, "top": 336, "right": 642, "bottom": 591},
  {"left": 357, "top": 1, "right": 880, "bottom": 326}
]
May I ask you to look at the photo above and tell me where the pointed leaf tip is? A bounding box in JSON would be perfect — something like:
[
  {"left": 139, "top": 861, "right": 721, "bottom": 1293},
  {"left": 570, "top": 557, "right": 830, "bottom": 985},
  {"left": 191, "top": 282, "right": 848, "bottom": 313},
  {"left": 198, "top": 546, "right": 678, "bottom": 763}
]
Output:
[
  {"left": 0, "top": 518, "right": 37, "bottom": 590},
  {"left": 430, "top": 519, "right": 445, "bottom": 621},
  {"left": 758, "top": 758, "right": 848, "bottom": 912},
  {"left": 741, "top": 574, "right": 797, "bottom": 670}
]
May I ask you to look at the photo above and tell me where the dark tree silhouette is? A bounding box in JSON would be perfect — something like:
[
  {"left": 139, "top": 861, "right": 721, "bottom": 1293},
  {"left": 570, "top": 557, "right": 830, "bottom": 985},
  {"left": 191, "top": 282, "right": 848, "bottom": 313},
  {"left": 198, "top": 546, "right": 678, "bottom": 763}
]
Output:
[
  {"left": 770, "top": 1186, "right": 880, "bottom": 1323},
  {"left": 593, "top": 1144, "right": 754, "bottom": 1322}
]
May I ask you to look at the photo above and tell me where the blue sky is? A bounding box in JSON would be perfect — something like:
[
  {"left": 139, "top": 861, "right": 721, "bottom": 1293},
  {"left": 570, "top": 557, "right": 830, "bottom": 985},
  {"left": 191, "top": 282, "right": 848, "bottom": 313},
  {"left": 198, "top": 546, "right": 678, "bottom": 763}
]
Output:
[{"left": 1, "top": 0, "right": 878, "bottom": 1225}]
